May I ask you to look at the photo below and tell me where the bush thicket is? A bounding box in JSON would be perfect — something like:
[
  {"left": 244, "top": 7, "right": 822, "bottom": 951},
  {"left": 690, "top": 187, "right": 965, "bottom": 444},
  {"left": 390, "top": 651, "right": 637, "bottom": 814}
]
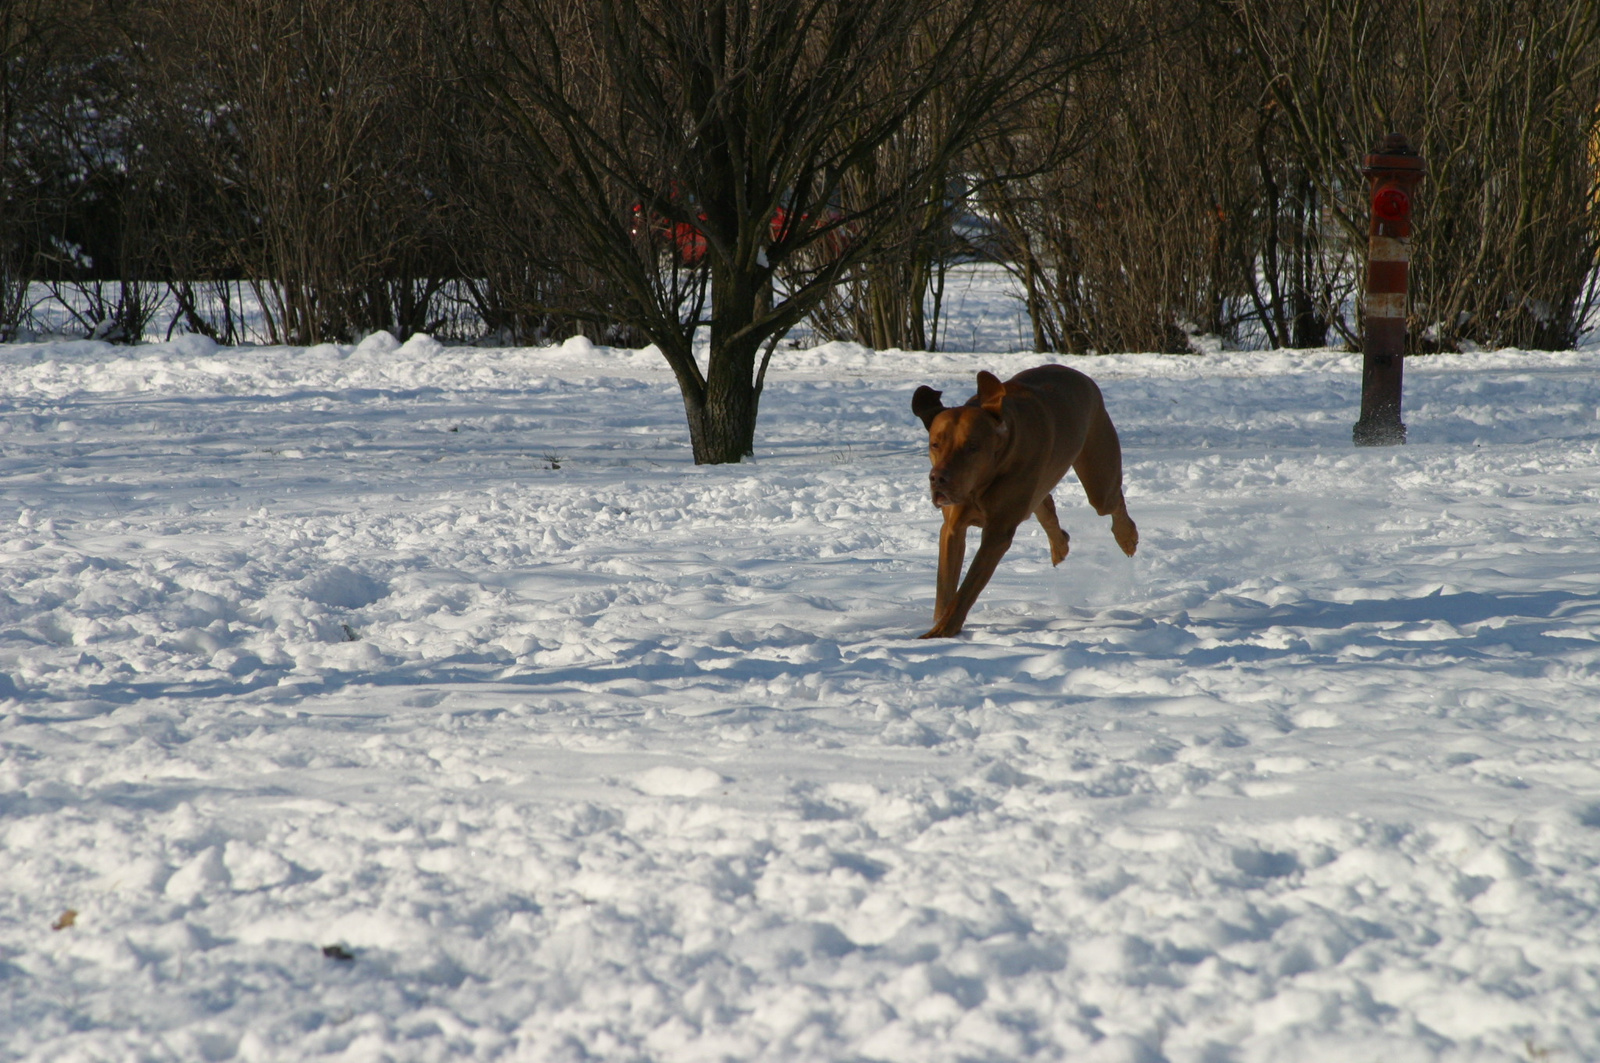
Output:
[{"left": 2, "top": 0, "right": 1596, "bottom": 453}]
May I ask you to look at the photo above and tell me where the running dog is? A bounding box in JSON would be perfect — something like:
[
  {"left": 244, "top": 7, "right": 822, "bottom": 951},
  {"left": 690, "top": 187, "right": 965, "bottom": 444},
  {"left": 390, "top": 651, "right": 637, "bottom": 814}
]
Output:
[{"left": 911, "top": 365, "right": 1138, "bottom": 638}]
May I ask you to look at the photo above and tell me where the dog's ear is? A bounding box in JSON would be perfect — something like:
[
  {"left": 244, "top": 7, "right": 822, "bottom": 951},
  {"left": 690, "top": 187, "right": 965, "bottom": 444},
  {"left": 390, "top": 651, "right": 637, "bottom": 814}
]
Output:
[
  {"left": 976, "top": 371, "right": 1006, "bottom": 415},
  {"left": 912, "top": 385, "right": 946, "bottom": 429}
]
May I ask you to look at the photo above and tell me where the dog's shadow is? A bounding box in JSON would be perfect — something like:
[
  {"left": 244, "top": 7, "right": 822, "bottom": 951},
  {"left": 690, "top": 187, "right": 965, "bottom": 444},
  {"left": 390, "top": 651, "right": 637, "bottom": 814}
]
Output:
[{"left": 987, "top": 587, "right": 1595, "bottom": 672}]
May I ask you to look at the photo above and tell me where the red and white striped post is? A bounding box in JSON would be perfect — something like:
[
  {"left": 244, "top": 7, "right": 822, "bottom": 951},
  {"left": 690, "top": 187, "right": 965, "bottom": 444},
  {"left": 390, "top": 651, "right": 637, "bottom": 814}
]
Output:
[{"left": 1353, "top": 133, "right": 1425, "bottom": 447}]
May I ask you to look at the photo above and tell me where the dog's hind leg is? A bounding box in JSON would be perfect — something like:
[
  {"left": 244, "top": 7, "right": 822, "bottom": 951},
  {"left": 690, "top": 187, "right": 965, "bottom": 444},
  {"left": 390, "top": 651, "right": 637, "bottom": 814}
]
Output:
[
  {"left": 1073, "top": 401, "right": 1139, "bottom": 557},
  {"left": 1034, "top": 496, "right": 1070, "bottom": 565}
]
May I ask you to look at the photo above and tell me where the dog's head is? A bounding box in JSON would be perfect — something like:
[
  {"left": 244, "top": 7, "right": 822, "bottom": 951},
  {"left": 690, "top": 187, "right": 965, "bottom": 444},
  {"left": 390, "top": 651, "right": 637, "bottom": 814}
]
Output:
[{"left": 912, "top": 371, "right": 1011, "bottom": 508}]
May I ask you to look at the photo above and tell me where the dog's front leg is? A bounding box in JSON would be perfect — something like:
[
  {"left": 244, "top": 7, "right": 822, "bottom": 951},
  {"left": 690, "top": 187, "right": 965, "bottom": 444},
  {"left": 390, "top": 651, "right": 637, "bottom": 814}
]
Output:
[
  {"left": 920, "top": 521, "right": 1017, "bottom": 638},
  {"left": 932, "top": 506, "right": 970, "bottom": 621}
]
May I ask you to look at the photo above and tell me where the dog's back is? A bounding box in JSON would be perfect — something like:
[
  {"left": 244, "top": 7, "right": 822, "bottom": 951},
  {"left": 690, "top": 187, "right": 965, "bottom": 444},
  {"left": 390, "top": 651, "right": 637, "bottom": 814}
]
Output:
[{"left": 990, "top": 365, "right": 1104, "bottom": 491}]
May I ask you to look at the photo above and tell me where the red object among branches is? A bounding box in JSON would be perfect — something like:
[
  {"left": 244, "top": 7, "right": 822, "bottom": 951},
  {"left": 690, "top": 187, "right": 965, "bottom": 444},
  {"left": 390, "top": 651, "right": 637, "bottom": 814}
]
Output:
[{"left": 630, "top": 201, "right": 848, "bottom": 267}]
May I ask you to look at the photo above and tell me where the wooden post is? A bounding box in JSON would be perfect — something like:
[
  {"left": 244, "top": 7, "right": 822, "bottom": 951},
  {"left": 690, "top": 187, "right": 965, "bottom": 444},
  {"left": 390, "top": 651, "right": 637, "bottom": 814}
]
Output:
[{"left": 1353, "top": 133, "right": 1425, "bottom": 447}]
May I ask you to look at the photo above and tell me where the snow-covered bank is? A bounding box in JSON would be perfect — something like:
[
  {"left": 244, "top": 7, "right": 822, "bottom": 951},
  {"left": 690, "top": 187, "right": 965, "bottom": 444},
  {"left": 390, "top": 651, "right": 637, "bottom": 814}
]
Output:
[
  {"left": 16, "top": 261, "right": 1038, "bottom": 355},
  {"left": 2, "top": 335, "right": 1599, "bottom": 1062}
]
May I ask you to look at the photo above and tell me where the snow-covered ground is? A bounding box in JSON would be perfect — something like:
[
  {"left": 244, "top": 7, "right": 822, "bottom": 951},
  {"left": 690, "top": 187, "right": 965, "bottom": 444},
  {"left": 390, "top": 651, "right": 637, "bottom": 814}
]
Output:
[{"left": 2, "top": 328, "right": 1599, "bottom": 1062}]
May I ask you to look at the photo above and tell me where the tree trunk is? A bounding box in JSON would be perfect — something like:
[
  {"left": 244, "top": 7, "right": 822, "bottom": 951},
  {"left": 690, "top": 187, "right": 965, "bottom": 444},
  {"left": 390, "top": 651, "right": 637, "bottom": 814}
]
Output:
[
  {"left": 683, "top": 266, "right": 764, "bottom": 464},
  {"left": 683, "top": 366, "right": 759, "bottom": 464},
  {"left": 1289, "top": 173, "right": 1327, "bottom": 348}
]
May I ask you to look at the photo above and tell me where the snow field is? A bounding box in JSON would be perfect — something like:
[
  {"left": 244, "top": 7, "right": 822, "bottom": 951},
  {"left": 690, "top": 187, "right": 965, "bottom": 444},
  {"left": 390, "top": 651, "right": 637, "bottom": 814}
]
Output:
[{"left": 1, "top": 333, "right": 1599, "bottom": 1061}]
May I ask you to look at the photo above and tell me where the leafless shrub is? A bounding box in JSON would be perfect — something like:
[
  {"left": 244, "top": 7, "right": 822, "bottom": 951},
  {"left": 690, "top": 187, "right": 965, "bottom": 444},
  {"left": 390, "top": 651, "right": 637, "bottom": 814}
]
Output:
[
  {"left": 978, "top": 1, "right": 1273, "bottom": 354},
  {"left": 1248, "top": 99, "right": 1354, "bottom": 349},
  {"left": 0, "top": 0, "right": 78, "bottom": 339},
  {"left": 0, "top": 0, "right": 161, "bottom": 341},
  {"left": 438, "top": 105, "right": 641, "bottom": 347},
  {"left": 1225, "top": 0, "right": 1600, "bottom": 351},
  {"left": 12, "top": 0, "right": 1595, "bottom": 374},
  {"left": 798, "top": 45, "right": 970, "bottom": 352},
  {"left": 135, "top": 0, "right": 453, "bottom": 345},
  {"left": 985, "top": 0, "right": 1599, "bottom": 355}
]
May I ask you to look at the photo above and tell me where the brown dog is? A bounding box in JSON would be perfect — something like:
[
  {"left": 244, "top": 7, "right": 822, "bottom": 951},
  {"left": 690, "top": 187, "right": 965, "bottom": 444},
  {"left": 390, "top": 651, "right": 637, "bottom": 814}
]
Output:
[{"left": 911, "top": 365, "right": 1137, "bottom": 638}]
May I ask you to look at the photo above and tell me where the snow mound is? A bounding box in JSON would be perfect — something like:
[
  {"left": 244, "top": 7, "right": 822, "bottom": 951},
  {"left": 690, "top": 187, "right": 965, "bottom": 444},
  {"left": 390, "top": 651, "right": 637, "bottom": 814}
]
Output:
[
  {"left": 632, "top": 765, "right": 728, "bottom": 797},
  {"left": 296, "top": 566, "right": 389, "bottom": 609},
  {"left": 353, "top": 330, "right": 401, "bottom": 356}
]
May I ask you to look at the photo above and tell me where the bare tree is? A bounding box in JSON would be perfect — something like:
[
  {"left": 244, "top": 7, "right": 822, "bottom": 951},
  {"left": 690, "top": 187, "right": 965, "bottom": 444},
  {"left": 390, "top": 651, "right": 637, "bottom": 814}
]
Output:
[{"left": 430, "top": 0, "right": 1107, "bottom": 463}]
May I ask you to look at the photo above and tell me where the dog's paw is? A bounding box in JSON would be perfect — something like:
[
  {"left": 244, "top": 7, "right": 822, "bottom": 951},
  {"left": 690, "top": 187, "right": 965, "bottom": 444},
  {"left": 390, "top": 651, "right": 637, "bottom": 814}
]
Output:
[
  {"left": 1049, "top": 531, "right": 1070, "bottom": 566},
  {"left": 1113, "top": 511, "right": 1138, "bottom": 557}
]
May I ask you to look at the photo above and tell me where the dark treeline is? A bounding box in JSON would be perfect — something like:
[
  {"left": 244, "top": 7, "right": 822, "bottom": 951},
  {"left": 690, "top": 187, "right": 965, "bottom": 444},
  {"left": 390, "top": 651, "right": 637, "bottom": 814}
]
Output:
[{"left": 2, "top": 0, "right": 1598, "bottom": 456}]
